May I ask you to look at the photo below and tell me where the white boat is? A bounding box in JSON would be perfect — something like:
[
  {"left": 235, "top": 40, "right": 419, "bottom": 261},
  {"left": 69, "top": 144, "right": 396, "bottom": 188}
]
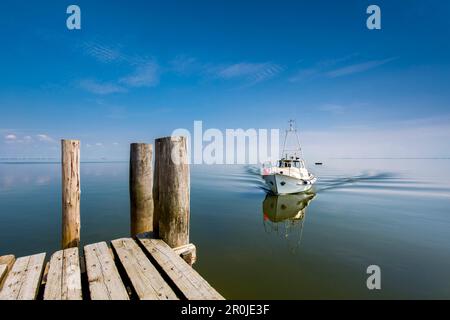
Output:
[{"left": 261, "top": 120, "right": 317, "bottom": 194}]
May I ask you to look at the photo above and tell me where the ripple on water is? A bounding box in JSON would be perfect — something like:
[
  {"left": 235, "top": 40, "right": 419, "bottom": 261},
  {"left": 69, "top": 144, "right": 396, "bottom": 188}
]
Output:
[{"left": 191, "top": 164, "right": 450, "bottom": 201}]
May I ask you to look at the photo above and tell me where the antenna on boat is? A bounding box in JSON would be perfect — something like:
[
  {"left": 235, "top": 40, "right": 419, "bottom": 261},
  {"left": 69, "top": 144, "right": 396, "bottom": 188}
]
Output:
[
  {"left": 282, "top": 119, "right": 303, "bottom": 159},
  {"left": 288, "top": 119, "right": 295, "bottom": 132}
]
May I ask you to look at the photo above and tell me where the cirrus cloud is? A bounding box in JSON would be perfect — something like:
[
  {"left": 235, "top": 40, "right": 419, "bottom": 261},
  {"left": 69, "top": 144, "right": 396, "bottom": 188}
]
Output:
[
  {"left": 119, "top": 61, "right": 160, "bottom": 88},
  {"left": 209, "top": 62, "right": 284, "bottom": 84},
  {"left": 78, "top": 79, "right": 127, "bottom": 95}
]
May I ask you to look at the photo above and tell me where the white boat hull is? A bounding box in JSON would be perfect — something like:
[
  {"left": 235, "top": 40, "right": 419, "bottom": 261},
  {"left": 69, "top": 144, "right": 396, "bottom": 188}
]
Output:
[{"left": 263, "top": 174, "right": 316, "bottom": 195}]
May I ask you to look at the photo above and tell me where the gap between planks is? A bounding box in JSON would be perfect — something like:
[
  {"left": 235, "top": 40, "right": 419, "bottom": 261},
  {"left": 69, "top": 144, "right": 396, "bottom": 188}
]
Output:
[
  {"left": 138, "top": 238, "right": 224, "bottom": 300},
  {"left": 111, "top": 238, "right": 178, "bottom": 300}
]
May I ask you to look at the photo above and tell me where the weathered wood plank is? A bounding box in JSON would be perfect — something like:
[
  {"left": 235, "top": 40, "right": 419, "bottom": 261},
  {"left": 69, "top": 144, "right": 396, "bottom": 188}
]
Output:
[
  {"left": 138, "top": 238, "right": 224, "bottom": 300},
  {"left": 0, "top": 265, "right": 7, "bottom": 289},
  {"left": 84, "top": 242, "right": 129, "bottom": 300},
  {"left": 173, "top": 243, "right": 197, "bottom": 266},
  {"left": 43, "top": 248, "right": 82, "bottom": 300},
  {"left": 0, "top": 255, "right": 15, "bottom": 290},
  {"left": 0, "top": 255, "right": 15, "bottom": 270},
  {"left": 44, "top": 251, "right": 62, "bottom": 299},
  {"left": 0, "top": 253, "right": 46, "bottom": 300},
  {"left": 111, "top": 238, "right": 178, "bottom": 300}
]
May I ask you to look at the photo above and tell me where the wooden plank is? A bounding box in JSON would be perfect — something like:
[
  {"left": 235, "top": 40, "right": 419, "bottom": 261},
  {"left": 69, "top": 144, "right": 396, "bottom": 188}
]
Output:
[
  {"left": 84, "top": 242, "right": 129, "bottom": 300},
  {"left": 138, "top": 238, "right": 224, "bottom": 300},
  {"left": 173, "top": 243, "right": 197, "bottom": 265},
  {"left": 0, "top": 265, "right": 7, "bottom": 289},
  {"left": 61, "top": 248, "right": 81, "bottom": 300},
  {"left": 0, "top": 255, "right": 15, "bottom": 270},
  {"left": 0, "top": 253, "right": 46, "bottom": 300},
  {"left": 111, "top": 238, "right": 178, "bottom": 300},
  {"left": 44, "top": 248, "right": 82, "bottom": 300},
  {"left": 0, "top": 255, "right": 15, "bottom": 290}
]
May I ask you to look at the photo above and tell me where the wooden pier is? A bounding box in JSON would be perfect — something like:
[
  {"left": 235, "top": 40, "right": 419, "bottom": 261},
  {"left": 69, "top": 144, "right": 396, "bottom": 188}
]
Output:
[
  {"left": 0, "top": 237, "right": 223, "bottom": 300},
  {"left": 0, "top": 137, "right": 224, "bottom": 300}
]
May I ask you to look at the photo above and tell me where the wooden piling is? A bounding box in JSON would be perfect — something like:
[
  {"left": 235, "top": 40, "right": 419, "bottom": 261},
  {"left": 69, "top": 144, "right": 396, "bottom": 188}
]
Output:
[
  {"left": 130, "top": 143, "right": 154, "bottom": 237},
  {"left": 61, "top": 140, "right": 80, "bottom": 249},
  {"left": 153, "top": 136, "right": 190, "bottom": 248}
]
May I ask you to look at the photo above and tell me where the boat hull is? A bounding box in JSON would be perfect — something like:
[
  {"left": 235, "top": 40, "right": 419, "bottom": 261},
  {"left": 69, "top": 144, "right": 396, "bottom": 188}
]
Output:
[{"left": 263, "top": 174, "right": 316, "bottom": 195}]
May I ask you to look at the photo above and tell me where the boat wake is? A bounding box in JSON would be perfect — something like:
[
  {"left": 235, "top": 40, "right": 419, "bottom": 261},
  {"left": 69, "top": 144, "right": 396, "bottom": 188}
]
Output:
[
  {"left": 194, "top": 164, "right": 450, "bottom": 199},
  {"left": 316, "top": 172, "right": 398, "bottom": 193}
]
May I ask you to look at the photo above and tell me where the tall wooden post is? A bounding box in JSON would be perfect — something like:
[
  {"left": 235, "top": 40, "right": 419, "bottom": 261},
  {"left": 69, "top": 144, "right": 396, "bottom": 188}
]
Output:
[
  {"left": 154, "top": 136, "right": 190, "bottom": 248},
  {"left": 61, "top": 140, "right": 80, "bottom": 249},
  {"left": 130, "top": 143, "right": 154, "bottom": 237}
]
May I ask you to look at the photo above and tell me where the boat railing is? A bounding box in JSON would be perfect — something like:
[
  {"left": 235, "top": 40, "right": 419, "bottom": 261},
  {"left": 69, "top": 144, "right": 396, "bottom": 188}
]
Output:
[{"left": 261, "top": 161, "right": 274, "bottom": 176}]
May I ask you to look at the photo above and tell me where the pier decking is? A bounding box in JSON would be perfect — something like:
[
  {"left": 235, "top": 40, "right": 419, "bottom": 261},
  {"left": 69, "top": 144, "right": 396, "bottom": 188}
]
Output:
[
  {"left": 0, "top": 137, "right": 223, "bottom": 300},
  {"left": 0, "top": 238, "right": 224, "bottom": 300}
]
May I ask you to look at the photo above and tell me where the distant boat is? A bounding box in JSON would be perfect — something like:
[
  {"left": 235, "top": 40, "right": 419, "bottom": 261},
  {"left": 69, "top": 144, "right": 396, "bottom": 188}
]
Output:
[
  {"left": 261, "top": 120, "right": 317, "bottom": 195},
  {"left": 315, "top": 162, "right": 323, "bottom": 166}
]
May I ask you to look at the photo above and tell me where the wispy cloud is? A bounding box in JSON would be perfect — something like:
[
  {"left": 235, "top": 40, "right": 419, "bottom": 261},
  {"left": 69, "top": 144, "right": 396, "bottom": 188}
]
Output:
[
  {"left": 81, "top": 41, "right": 145, "bottom": 66},
  {"left": 170, "top": 55, "right": 284, "bottom": 85},
  {"left": 78, "top": 79, "right": 127, "bottom": 95},
  {"left": 169, "top": 55, "right": 199, "bottom": 75},
  {"left": 78, "top": 40, "right": 158, "bottom": 95},
  {"left": 82, "top": 42, "right": 122, "bottom": 63},
  {"left": 326, "top": 58, "right": 397, "bottom": 78},
  {"left": 119, "top": 61, "right": 160, "bottom": 88},
  {"left": 79, "top": 42, "right": 282, "bottom": 94},
  {"left": 316, "top": 53, "right": 360, "bottom": 68},
  {"left": 212, "top": 62, "right": 283, "bottom": 82},
  {"left": 290, "top": 55, "right": 397, "bottom": 82},
  {"left": 36, "top": 134, "right": 55, "bottom": 143}
]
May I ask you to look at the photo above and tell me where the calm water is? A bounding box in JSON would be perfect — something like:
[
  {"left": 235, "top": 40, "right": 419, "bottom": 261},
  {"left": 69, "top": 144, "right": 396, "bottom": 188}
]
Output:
[{"left": 0, "top": 159, "right": 449, "bottom": 299}]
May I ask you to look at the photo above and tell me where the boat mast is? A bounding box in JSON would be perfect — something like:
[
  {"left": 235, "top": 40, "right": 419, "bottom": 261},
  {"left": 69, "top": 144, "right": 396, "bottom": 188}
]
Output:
[{"left": 281, "top": 120, "right": 303, "bottom": 159}]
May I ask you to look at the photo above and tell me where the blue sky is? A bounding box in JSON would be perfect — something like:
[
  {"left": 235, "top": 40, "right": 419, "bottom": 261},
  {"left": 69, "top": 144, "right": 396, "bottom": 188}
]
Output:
[{"left": 1, "top": 0, "right": 450, "bottom": 160}]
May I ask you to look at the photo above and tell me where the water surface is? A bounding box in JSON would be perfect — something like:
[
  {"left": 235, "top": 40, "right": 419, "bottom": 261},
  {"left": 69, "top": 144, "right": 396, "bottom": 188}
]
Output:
[{"left": 0, "top": 159, "right": 449, "bottom": 299}]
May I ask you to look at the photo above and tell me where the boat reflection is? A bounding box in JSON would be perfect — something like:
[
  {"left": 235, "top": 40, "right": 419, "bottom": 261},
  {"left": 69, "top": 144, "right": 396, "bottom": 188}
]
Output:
[{"left": 262, "top": 192, "right": 316, "bottom": 253}]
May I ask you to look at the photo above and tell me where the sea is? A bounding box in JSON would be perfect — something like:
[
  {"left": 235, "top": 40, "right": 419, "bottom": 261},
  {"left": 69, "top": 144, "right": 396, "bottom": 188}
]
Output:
[{"left": 1, "top": 158, "right": 449, "bottom": 299}]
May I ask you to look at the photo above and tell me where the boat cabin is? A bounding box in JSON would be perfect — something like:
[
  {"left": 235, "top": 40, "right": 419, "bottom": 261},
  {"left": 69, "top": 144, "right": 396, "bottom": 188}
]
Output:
[{"left": 278, "top": 158, "right": 306, "bottom": 169}]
